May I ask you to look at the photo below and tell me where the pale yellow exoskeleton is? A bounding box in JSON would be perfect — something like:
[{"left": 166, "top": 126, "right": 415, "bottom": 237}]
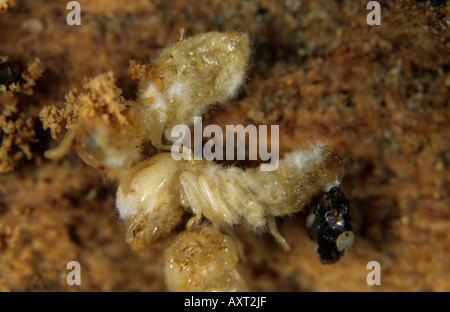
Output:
[{"left": 116, "top": 141, "right": 348, "bottom": 254}]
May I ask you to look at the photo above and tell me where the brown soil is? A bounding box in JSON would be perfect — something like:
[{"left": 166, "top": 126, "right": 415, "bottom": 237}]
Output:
[{"left": 0, "top": 0, "right": 448, "bottom": 291}]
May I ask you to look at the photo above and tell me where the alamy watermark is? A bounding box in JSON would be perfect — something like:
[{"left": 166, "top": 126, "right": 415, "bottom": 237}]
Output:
[
  {"left": 170, "top": 117, "right": 280, "bottom": 172},
  {"left": 65, "top": 1, "right": 382, "bottom": 28},
  {"left": 366, "top": 1, "right": 381, "bottom": 26},
  {"left": 66, "top": 1, "right": 81, "bottom": 26},
  {"left": 66, "top": 260, "right": 81, "bottom": 286},
  {"left": 366, "top": 260, "right": 381, "bottom": 285}
]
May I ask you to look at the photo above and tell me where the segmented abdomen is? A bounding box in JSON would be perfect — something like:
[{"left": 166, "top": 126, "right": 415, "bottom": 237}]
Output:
[{"left": 178, "top": 141, "right": 343, "bottom": 230}]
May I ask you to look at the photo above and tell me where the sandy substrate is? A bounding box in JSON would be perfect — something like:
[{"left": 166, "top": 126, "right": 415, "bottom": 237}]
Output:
[{"left": 0, "top": 0, "right": 448, "bottom": 291}]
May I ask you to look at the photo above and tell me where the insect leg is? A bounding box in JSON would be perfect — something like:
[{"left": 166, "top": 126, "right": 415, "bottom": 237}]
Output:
[
  {"left": 44, "top": 128, "right": 78, "bottom": 159},
  {"left": 267, "top": 216, "right": 290, "bottom": 252}
]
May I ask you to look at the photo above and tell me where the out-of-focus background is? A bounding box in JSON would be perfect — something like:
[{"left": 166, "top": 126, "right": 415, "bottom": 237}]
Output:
[{"left": 0, "top": 0, "right": 448, "bottom": 291}]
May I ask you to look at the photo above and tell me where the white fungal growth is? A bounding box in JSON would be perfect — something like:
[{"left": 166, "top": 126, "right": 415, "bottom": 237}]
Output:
[
  {"left": 136, "top": 31, "right": 250, "bottom": 148},
  {"left": 164, "top": 226, "right": 248, "bottom": 292},
  {"left": 116, "top": 154, "right": 184, "bottom": 250},
  {"left": 41, "top": 29, "right": 354, "bottom": 289},
  {"left": 42, "top": 31, "right": 250, "bottom": 174},
  {"left": 116, "top": 141, "right": 344, "bottom": 251}
]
